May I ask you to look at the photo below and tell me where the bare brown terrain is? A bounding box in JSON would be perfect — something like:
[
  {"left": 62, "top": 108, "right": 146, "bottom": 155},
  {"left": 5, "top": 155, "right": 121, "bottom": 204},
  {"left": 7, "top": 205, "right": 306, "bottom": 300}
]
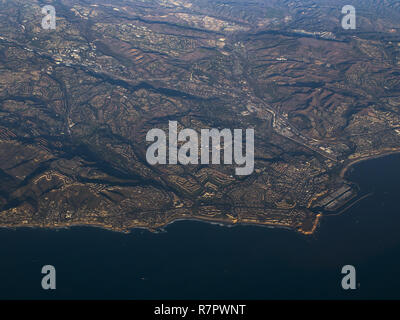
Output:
[{"left": 0, "top": 0, "right": 400, "bottom": 234}]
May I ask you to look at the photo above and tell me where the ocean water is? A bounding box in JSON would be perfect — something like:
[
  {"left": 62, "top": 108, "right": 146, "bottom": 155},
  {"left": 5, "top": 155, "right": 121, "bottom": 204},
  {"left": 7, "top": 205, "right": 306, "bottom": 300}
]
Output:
[{"left": 1, "top": 154, "right": 400, "bottom": 300}]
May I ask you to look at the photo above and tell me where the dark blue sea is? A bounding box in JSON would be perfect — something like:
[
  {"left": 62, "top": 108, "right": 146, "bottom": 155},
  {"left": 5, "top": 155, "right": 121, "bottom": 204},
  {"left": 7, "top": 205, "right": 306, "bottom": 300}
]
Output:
[{"left": 1, "top": 154, "right": 400, "bottom": 300}]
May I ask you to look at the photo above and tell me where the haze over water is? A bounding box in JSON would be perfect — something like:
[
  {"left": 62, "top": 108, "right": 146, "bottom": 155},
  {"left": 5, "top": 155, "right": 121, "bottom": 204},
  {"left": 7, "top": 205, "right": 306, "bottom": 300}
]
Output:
[{"left": 1, "top": 154, "right": 400, "bottom": 299}]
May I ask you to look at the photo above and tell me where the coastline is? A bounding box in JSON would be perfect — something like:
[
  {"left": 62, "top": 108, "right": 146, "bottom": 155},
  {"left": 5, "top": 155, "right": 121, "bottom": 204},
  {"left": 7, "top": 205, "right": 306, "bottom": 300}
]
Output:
[
  {"left": 298, "top": 213, "right": 322, "bottom": 235},
  {"left": 340, "top": 148, "right": 400, "bottom": 179},
  {"left": 0, "top": 212, "right": 308, "bottom": 236},
  {"left": 2, "top": 150, "right": 400, "bottom": 237},
  {"left": 2, "top": 148, "right": 400, "bottom": 300}
]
